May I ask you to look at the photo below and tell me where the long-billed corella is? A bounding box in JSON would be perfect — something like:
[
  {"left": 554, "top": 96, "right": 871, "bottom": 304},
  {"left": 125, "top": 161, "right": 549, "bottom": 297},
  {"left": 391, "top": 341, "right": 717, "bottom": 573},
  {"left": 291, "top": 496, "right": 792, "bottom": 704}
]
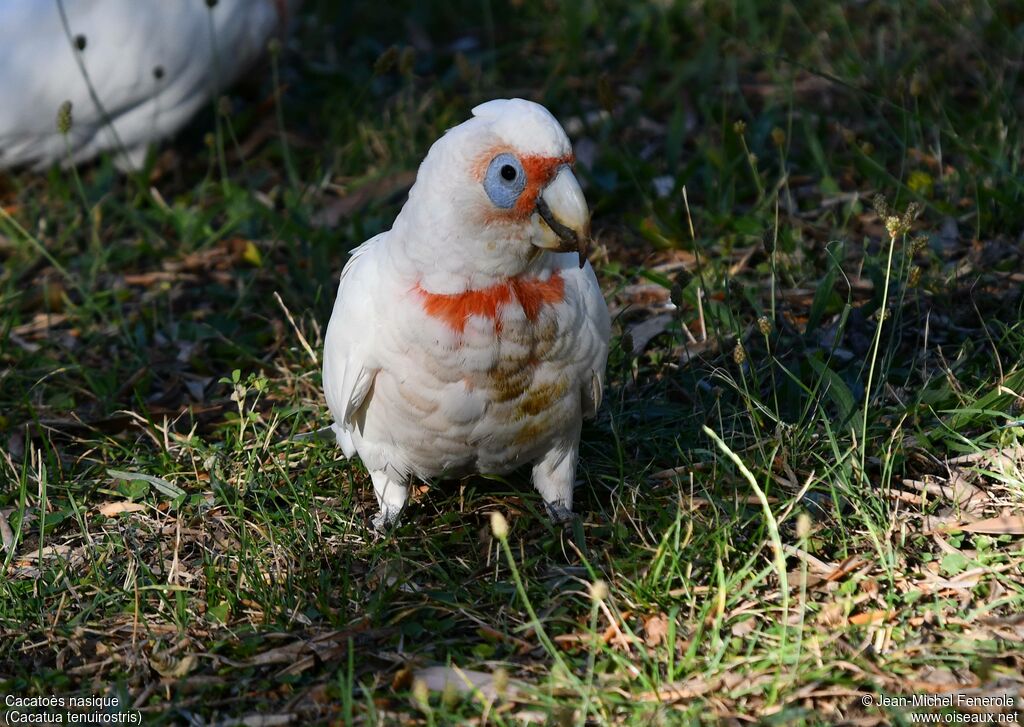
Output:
[{"left": 322, "top": 98, "right": 611, "bottom": 529}]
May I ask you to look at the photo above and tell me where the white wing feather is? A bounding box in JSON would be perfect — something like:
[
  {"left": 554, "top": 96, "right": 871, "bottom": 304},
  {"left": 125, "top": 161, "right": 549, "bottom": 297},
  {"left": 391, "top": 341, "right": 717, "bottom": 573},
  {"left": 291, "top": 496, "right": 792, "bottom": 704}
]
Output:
[
  {"left": 573, "top": 261, "right": 611, "bottom": 419},
  {"left": 322, "top": 233, "right": 387, "bottom": 456}
]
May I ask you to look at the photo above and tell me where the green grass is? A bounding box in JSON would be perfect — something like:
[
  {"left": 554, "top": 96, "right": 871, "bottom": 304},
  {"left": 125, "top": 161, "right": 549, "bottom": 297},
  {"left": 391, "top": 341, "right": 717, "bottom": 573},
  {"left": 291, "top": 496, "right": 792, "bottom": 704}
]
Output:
[{"left": 2, "top": 0, "right": 1024, "bottom": 723}]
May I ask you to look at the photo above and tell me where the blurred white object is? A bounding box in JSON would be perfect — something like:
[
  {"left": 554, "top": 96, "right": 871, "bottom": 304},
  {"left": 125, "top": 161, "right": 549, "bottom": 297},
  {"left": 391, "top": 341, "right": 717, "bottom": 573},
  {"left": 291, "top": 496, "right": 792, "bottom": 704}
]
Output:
[{"left": 0, "top": 0, "right": 298, "bottom": 170}]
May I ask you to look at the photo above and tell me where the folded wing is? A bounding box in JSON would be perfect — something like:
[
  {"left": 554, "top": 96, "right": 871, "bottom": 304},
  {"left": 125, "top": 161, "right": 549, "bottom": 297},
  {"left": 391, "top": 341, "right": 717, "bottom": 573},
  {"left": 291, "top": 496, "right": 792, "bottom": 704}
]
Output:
[{"left": 322, "top": 233, "right": 387, "bottom": 455}]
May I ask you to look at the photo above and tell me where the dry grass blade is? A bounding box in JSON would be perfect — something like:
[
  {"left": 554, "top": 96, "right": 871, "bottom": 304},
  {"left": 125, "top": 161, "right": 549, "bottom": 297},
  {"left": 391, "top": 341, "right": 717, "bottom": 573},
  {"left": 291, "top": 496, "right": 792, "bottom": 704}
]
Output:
[{"left": 274, "top": 291, "right": 318, "bottom": 364}]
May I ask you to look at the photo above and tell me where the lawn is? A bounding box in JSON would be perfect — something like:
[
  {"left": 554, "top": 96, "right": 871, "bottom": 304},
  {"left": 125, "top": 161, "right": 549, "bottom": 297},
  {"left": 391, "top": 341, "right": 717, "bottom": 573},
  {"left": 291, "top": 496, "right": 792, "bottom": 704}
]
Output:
[{"left": 2, "top": 0, "right": 1024, "bottom": 724}]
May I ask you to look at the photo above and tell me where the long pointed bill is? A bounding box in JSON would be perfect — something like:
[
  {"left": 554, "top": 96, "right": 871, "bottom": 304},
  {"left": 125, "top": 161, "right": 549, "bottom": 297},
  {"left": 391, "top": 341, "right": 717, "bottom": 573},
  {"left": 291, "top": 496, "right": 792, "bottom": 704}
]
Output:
[{"left": 532, "top": 165, "right": 590, "bottom": 268}]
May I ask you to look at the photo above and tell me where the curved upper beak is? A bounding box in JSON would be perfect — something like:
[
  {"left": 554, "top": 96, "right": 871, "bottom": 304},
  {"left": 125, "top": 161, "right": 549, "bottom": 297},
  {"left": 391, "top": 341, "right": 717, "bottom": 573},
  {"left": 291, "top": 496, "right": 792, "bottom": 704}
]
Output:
[{"left": 532, "top": 165, "right": 590, "bottom": 268}]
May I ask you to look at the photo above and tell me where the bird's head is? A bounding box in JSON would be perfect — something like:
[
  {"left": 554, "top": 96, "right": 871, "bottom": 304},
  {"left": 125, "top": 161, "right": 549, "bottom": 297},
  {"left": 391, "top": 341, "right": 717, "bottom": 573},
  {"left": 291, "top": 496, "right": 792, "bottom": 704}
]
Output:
[{"left": 393, "top": 99, "right": 590, "bottom": 287}]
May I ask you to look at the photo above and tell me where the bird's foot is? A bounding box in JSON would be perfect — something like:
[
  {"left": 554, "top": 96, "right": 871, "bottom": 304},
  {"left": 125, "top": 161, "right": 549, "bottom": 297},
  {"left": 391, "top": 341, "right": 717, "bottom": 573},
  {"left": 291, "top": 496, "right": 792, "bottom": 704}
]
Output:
[
  {"left": 545, "top": 502, "right": 576, "bottom": 524},
  {"left": 371, "top": 505, "right": 404, "bottom": 532},
  {"left": 371, "top": 511, "right": 392, "bottom": 532}
]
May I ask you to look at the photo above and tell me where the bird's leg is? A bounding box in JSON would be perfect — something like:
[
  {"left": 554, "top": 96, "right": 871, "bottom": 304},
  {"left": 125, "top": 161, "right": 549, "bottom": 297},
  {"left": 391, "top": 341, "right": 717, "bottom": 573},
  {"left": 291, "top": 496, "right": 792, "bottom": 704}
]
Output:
[
  {"left": 369, "top": 469, "right": 409, "bottom": 530},
  {"left": 531, "top": 439, "right": 579, "bottom": 523}
]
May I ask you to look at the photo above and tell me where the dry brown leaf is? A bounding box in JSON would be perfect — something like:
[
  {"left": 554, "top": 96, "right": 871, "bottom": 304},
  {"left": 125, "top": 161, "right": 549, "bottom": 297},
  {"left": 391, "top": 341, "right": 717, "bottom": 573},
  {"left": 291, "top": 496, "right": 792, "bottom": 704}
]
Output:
[
  {"left": 848, "top": 610, "right": 893, "bottom": 626},
  {"left": 947, "top": 515, "right": 1024, "bottom": 535},
  {"left": 151, "top": 653, "right": 197, "bottom": 679},
  {"left": 923, "top": 512, "right": 979, "bottom": 533},
  {"left": 619, "top": 283, "right": 670, "bottom": 307},
  {"left": 903, "top": 473, "right": 987, "bottom": 512},
  {"left": 643, "top": 612, "right": 670, "bottom": 647},
  {"left": 97, "top": 501, "right": 147, "bottom": 517},
  {"left": 817, "top": 601, "right": 846, "bottom": 627},
  {"left": 730, "top": 617, "right": 757, "bottom": 638}
]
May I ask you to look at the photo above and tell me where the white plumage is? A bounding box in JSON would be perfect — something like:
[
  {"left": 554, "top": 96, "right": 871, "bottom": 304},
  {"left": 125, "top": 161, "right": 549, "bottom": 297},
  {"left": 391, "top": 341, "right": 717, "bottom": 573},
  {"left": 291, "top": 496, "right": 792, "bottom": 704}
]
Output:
[
  {"left": 0, "top": 0, "right": 297, "bottom": 170},
  {"left": 323, "top": 99, "right": 611, "bottom": 528}
]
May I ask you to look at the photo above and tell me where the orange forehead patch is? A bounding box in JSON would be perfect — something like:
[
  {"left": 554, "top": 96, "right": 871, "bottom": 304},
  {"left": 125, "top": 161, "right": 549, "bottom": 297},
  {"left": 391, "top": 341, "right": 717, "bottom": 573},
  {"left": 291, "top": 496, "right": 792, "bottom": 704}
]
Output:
[{"left": 416, "top": 271, "right": 565, "bottom": 333}]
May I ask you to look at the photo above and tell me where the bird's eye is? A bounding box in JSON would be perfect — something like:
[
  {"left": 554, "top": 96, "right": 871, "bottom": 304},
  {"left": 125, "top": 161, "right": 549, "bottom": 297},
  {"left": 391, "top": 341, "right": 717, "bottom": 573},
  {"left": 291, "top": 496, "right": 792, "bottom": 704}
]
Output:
[{"left": 483, "top": 153, "right": 526, "bottom": 208}]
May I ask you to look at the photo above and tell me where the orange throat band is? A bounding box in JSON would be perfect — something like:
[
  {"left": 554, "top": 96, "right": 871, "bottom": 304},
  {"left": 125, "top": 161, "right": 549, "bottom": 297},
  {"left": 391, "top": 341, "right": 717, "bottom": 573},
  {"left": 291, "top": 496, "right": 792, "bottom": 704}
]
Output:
[{"left": 416, "top": 271, "right": 565, "bottom": 333}]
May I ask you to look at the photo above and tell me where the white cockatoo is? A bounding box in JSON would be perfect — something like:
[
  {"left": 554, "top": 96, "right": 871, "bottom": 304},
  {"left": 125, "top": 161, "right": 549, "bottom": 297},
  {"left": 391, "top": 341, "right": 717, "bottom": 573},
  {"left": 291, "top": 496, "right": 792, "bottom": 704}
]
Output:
[
  {"left": 323, "top": 99, "right": 611, "bottom": 529},
  {"left": 0, "top": 0, "right": 298, "bottom": 170}
]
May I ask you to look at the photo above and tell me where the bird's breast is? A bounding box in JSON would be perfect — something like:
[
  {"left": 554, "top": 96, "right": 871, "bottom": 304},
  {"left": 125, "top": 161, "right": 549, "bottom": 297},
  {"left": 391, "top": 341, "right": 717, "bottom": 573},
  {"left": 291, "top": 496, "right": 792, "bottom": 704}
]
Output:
[{"left": 367, "top": 269, "right": 585, "bottom": 474}]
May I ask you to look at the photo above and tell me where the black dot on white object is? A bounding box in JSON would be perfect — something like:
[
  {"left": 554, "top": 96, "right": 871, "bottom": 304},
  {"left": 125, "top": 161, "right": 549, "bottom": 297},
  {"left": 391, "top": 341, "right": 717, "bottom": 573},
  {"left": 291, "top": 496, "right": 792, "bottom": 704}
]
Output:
[
  {"left": 75, "top": 35, "right": 87, "bottom": 51},
  {"left": 500, "top": 164, "right": 516, "bottom": 181},
  {"left": 153, "top": 66, "right": 165, "bottom": 80}
]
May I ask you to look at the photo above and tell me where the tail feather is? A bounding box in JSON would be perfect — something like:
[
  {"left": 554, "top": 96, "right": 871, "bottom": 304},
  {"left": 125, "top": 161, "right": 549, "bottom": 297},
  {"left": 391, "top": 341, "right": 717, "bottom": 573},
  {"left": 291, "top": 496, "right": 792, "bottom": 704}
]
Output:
[{"left": 332, "top": 423, "right": 356, "bottom": 458}]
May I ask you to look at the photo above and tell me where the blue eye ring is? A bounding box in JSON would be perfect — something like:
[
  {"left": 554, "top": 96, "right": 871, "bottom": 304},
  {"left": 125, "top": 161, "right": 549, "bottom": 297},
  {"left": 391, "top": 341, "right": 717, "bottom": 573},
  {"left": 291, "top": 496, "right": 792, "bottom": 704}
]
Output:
[{"left": 483, "top": 153, "right": 526, "bottom": 208}]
